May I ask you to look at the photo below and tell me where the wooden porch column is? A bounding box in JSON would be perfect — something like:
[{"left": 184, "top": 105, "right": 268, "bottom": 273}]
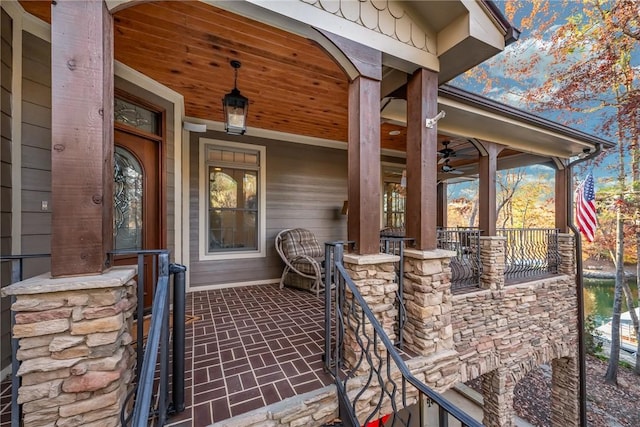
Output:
[
  {"left": 51, "top": 0, "right": 114, "bottom": 276},
  {"left": 318, "top": 30, "right": 382, "bottom": 255},
  {"left": 348, "top": 76, "right": 381, "bottom": 254},
  {"left": 478, "top": 142, "right": 503, "bottom": 236},
  {"left": 437, "top": 181, "right": 448, "bottom": 228},
  {"left": 406, "top": 68, "right": 438, "bottom": 250},
  {"left": 555, "top": 166, "right": 569, "bottom": 233}
]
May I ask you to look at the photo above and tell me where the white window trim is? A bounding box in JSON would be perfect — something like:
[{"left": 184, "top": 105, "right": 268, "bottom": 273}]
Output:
[{"left": 199, "top": 138, "right": 266, "bottom": 261}]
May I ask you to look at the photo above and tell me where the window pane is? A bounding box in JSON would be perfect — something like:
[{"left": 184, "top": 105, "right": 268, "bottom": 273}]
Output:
[
  {"left": 114, "top": 147, "right": 143, "bottom": 251},
  {"left": 209, "top": 168, "right": 237, "bottom": 208},
  {"left": 209, "top": 209, "right": 257, "bottom": 251},
  {"left": 114, "top": 98, "right": 159, "bottom": 135},
  {"left": 383, "top": 182, "right": 405, "bottom": 228},
  {"left": 243, "top": 171, "right": 257, "bottom": 207},
  {"left": 208, "top": 149, "right": 222, "bottom": 162},
  {"left": 207, "top": 167, "right": 259, "bottom": 252}
]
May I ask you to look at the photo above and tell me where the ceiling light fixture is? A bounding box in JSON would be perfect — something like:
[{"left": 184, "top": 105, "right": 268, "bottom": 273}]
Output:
[{"left": 222, "top": 60, "right": 249, "bottom": 135}]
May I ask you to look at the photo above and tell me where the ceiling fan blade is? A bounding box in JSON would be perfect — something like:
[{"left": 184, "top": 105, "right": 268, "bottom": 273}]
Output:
[{"left": 449, "top": 169, "right": 464, "bottom": 175}]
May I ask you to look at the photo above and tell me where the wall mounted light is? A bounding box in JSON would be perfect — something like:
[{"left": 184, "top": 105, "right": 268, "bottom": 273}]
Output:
[
  {"left": 183, "top": 121, "right": 207, "bottom": 132},
  {"left": 222, "top": 60, "right": 249, "bottom": 135}
]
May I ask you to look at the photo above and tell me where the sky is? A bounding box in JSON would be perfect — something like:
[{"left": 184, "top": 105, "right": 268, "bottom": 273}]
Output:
[
  {"left": 452, "top": 1, "right": 638, "bottom": 137},
  {"left": 449, "top": 1, "right": 639, "bottom": 186}
]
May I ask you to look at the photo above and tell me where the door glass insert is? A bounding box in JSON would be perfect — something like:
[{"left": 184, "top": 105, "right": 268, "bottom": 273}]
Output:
[
  {"left": 114, "top": 97, "right": 160, "bottom": 135},
  {"left": 114, "top": 146, "right": 143, "bottom": 251}
]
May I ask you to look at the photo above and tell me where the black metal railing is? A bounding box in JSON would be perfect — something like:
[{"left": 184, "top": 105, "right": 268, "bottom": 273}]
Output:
[
  {"left": 437, "top": 228, "right": 482, "bottom": 292},
  {"left": 1, "top": 253, "right": 51, "bottom": 427},
  {"left": 108, "top": 250, "right": 186, "bottom": 427},
  {"left": 497, "top": 228, "right": 559, "bottom": 282},
  {"left": 324, "top": 243, "right": 483, "bottom": 427},
  {"left": 379, "top": 237, "right": 413, "bottom": 348}
]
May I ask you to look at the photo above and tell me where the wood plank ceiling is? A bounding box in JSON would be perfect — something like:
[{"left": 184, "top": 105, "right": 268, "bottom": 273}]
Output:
[{"left": 18, "top": 0, "right": 481, "bottom": 158}]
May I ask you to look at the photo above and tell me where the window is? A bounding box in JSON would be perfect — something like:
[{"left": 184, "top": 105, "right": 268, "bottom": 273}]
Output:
[
  {"left": 383, "top": 182, "right": 405, "bottom": 228},
  {"left": 200, "top": 139, "right": 266, "bottom": 260},
  {"left": 114, "top": 97, "right": 160, "bottom": 135},
  {"left": 382, "top": 166, "right": 406, "bottom": 229}
]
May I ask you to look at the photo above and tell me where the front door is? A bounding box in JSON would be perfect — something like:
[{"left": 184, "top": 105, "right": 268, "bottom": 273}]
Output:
[{"left": 113, "top": 128, "right": 161, "bottom": 308}]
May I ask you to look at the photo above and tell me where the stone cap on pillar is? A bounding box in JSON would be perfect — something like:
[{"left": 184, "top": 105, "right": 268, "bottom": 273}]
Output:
[
  {"left": 343, "top": 253, "right": 399, "bottom": 265},
  {"left": 403, "top": 248, "right": 456, "bottom": 260},
  {"left": 0, "top": 266, "right": 137, "bottom": 297}
]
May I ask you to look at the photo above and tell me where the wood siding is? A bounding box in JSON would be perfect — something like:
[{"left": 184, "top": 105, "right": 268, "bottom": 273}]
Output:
[
  {"left": 189, "top": 132, "right": 348, "bottom": 287},
  {"left": 21, "top": 31, "right": 51, "bottom": 277},
  {"left": 1, "top": 8, "right": 12, "bottom": 372}
]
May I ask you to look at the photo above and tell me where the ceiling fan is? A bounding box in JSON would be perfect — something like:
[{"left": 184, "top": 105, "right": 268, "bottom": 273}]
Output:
[
  {"left": 441, "top": 158, "right": 464, "bottom": 175},
  {"left": 438, "top": 140, "right": 455, "bottom": 160},
  {"left": 437, "top": 140, "right": 474, "bottom": 164}
]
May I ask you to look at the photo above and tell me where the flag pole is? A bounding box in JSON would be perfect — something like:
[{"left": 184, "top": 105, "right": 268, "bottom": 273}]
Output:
[{"left": 567, "top": 143, "right": 602, "bottom": 427}]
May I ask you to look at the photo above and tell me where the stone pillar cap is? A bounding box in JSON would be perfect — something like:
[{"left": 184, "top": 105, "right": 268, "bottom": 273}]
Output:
[{"left": 1, "top": 267, "right": 137, "bottom": 297}]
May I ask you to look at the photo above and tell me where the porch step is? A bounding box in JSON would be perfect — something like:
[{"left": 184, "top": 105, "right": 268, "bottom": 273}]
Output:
[{"left": 208, "top": 385, "right": 338, "bottom": 427}]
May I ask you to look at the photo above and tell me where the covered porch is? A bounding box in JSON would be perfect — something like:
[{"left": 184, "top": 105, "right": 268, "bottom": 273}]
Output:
[{"left": 0, "top": 1, "right": 615, "bottom": 427}]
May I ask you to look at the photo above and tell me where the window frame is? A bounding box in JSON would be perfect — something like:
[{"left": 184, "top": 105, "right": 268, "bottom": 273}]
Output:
[
  {"left": 199, "top": 138, "right": 266, "bottom": 261},
  {"left": 381, "top": 163, "right": 406, "bottom": 229}
]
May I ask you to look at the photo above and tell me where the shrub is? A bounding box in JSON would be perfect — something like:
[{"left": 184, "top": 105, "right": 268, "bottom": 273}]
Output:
[{"left": 585, "top": 314, "right": 603, "bottom": 355}]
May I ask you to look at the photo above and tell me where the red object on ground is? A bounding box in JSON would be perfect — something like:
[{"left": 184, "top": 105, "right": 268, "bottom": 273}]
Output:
[{"left": 363, "top": 414, "right": 391, "bottom": 427}]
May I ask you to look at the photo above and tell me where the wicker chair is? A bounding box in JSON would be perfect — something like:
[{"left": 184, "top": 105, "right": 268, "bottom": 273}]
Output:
[{"left": 275, "top": 228, "right": 325, "bottom": 296}]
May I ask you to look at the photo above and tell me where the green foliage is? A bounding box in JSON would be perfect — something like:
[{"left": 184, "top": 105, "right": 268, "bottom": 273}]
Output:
[{"left": 584, "top": 314, "right": 604, "bottom": 355}]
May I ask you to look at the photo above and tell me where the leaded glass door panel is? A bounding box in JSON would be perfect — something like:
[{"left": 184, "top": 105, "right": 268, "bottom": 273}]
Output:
[{"left": 113, "top": 128, "right": 160, "bottom": 308}]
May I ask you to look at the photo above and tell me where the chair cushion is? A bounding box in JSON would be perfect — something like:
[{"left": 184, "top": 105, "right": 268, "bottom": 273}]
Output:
[
  {"left": 281, "top": 228, "right": 323, "bottom": 259},
  {"left": 291, "top": 258, "right": 322, "bottom": 275}
]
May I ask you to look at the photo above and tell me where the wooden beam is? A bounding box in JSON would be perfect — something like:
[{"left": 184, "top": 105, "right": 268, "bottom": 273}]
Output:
[
  {"left": 437, "top": 182, "right": 447, "bottom": 228},
  {"left": 316, "top": 29, "right": 382, "bottom": 81},
  {"left": 405, "top": 68, "right": 438, "bottom": 250},
  {"left": 51, "top": 0, "right": 114, "bottom": 276},
  {"left": 348, "top": 76, "right": 381, "bottom": 255},
  {"left": 478, "top": 142, "right": 503, "bottom": 236},
  {"left": 555, "top": 166, "right": 569, "bottom": 232}
]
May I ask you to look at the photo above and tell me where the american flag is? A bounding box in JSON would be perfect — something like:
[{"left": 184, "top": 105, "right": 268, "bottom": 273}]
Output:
[{"left": 576, "top": 173, "right": 597, "bottom": 242}]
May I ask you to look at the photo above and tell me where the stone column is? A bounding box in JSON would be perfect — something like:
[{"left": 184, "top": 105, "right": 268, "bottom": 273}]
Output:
[
  {"left": 482, "top": 368, "right": 515, "bottom": 427},
  {"left": 1, "top": 267, "right": 137, "bottom": 427},
  {"left": 342, "top": 253, "right": 399, "bottom": 373},
  {"left": 479, "top": 236, "right": 506, "bottom": 290},
  {"left": 402, "top": 249, "right": 459, "bottom": 391},
  {"left": 551, "top": 357, "right": 579, "bottom": 427},
  {"left": 557, "top": 233, "right": 575, "bottom": 277}
]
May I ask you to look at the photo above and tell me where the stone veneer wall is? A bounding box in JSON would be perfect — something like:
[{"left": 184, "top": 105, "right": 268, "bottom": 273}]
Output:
[
  {"left": 341, "top": 253, "right": 399, "bottom": 373},
  {"left": 453, "top": 233, "right": 578, "bottom": 384},
  {"left": 402, "top": 249, "right": 460, "bottom": 391},
  {"left": 452, "top": 276, "right": 578, "bottom": 383},
  {"left": 453, "top": 233, "right": 580, "bottom": 427},
  {"left": 479, "top": 236, "right": 506, "bottom": 290},
  {"left": 0, "top": 267, "right": 137, "bottom": 427}
]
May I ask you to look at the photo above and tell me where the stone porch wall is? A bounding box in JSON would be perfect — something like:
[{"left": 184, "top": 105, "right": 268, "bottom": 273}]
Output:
[
  {"left": 341, "top": 253, "right": 399, "bottom": 374},
  {"left": 452, "top": 233, "right": 578, "bottom": 385},
  {"left": 452, "top": 275, "right": 578, "bottom": 383},
  {"left": 0, "top": 267, "right": 137, "bottom": 427}
]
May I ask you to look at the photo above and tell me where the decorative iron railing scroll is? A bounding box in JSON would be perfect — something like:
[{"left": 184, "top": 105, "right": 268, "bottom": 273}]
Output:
[
  {"left": 324, "top": 243, "right": 483, "bottom": 427},
  {"left": 497, "top": 228, "right": 559, "bottom": 282},
  {"left": 437, "top": 228, "right": 482, "bottom": 292}
]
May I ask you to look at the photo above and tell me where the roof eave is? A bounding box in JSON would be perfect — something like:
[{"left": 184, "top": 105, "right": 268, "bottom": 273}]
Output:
[{"left": 439, "top": 84, "right": 616, "bottom": 150}]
